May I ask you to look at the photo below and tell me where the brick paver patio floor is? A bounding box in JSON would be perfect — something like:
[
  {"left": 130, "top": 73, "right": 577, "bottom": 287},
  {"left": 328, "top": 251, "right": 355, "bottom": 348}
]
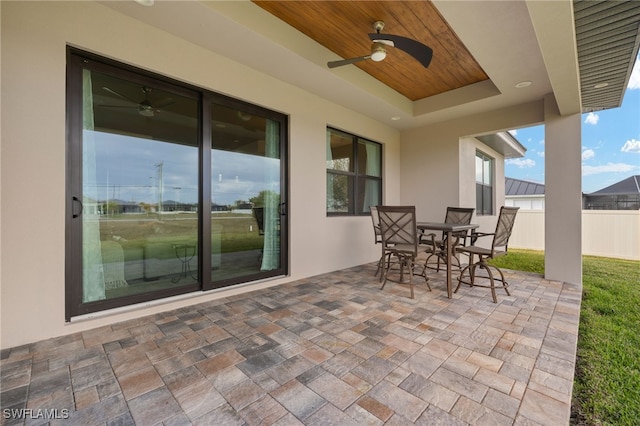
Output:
[{"left": 0, "top": 263, "right": 581, "bottom": 425}]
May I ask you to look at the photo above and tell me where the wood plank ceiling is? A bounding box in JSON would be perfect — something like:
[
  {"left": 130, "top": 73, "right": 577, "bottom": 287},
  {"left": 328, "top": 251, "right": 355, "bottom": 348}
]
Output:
[{"left": 253, "top": 0, "right": 489, "bottom": 101}]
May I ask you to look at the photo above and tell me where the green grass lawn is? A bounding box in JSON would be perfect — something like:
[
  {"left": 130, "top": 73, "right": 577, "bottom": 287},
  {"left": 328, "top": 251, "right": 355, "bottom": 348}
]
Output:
[{"left": 489, "top": 250, "right": 640, "bottom": 425}]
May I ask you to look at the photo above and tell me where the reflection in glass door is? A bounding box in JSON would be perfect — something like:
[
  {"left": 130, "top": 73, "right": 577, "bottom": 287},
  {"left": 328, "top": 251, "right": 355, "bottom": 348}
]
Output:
[
  {"left": 68, "top": 49, "right": 288, "bottom": 319},
  {"left": 211, "top": 104, "right": 283, "bottom": 284},
  {"left": 81, "top": 69, "right": 200, "bottom": 302}
]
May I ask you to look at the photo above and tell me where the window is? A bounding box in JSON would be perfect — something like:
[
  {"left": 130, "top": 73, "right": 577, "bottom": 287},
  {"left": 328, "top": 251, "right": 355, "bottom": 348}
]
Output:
[
  {"left": 326, "top": 128, "right": 382, "bottom": 215},
  {"left": 476, "top": 151, "right": 494, "bottom": 215},
  {"left": 66, "top": 48, "right": 288, "bottom": 319}
]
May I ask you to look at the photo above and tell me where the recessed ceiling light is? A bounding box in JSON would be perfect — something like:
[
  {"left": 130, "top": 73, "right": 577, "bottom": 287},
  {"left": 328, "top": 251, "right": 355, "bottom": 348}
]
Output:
[
  {"left": 594, "top": 82, "right": 609, "bottom": 89},
  {"left": 515, "top": 81, "right": 532, "bottom": 88},
  {"left": 391, "top": 116, "right": 401, "bottom": 121},
  {"left": 134, "top": 0, "right": 154, "bottom": 6}
]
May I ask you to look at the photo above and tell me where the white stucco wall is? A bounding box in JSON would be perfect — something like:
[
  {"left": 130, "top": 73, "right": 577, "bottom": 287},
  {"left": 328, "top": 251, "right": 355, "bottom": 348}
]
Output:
[
  {"left": 400, "top": 110, "right": 537, "bottom": 233},
  {"left": 459, "top": 136, "right": 506, "bottom": 235},
  {"left": 0, "top": 2, "right": 401, "bottom": 349}
]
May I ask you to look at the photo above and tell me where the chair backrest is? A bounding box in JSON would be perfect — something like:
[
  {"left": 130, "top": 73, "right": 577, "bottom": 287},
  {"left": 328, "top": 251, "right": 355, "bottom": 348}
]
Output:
[
  {"left": 370, "top": 205, "right": 382, "bottom": 244},
  {"left": 252, "top": 207, "right": 265, "bottom": 235},
  {"left": 377, "top": 206, "right": 418, "bottom": 254},
  {"left": 444, "top": 207, "right": 475, "bottom": 239},
  {"left": 492, "top": 206, "right": 519, "bottom": 252}
]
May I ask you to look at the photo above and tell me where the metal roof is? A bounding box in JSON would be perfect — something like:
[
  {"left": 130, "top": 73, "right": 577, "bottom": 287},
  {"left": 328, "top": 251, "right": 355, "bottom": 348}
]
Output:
[
  {"left": 575, "top": 0, "right": 640, "bottom": 112},
  {"left": 505, "top": 177, "right": 546, "bottom": 196},
  {"left": 588, "top": 175, "right": 640, "bottom": 195}
]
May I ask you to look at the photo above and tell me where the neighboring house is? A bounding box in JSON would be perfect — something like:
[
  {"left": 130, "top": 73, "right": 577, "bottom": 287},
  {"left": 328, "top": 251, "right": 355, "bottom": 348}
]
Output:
[
  {"left": 2, "top": 1, "right": 639, "bottom": 349},
  {"left": 505, "top": 177, "right": 546, "bottom": 210},
  {"left": 583, "top": 175, "right": 640, "bottom": 210},
  {"left": 506, "top": 175, "right": 640, "bottom": 211}
]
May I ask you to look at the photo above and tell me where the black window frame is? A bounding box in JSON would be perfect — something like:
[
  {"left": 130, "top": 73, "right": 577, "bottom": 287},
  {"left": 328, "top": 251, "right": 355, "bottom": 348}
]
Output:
[
  {"left": 65, "top": 47, "right": 289, "bottom": 320},
  {"left": 475, "top": 150, "right": 494, "bottom": 216},
  {"left": 326, "top": 127, "right": 383, "bottom": 216}
]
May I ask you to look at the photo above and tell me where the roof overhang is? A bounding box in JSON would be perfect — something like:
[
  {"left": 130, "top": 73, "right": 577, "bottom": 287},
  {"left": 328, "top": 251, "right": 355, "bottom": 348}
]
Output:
[
  {"left": 574, "top": 0, "right": 640, "bottom": 112},
  {"left": 477, "top": 132, "right": 527, "bottom": 159},
  {"left": 98, "top": 0, "right": 639, "bottom": 130}
]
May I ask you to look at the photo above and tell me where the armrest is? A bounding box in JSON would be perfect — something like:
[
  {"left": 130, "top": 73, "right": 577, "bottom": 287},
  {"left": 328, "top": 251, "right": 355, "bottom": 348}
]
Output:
[
  {"left": 469, "top": 232, "right": 494, "bottom": 245},
  {"left": 418, "top": 231, "right": 436, "bottom": 246}
]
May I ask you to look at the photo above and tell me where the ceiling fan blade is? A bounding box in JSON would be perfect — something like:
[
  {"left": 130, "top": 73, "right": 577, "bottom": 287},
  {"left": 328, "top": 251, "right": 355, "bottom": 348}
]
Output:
[
  {"left": 369, "top": 33, "right": 433, "bottom": 68},
  {"left": 155, "top": 99, "right": 175, "bottom": 109},
  {"left": 102, "top": 87, "right": 140, "bottom": 104},
  {"left": 95, "top": 104, "right": 138, "bottom": 109},
  {"left": 327, "top": 55, "right": 371, "bottom": 69}
]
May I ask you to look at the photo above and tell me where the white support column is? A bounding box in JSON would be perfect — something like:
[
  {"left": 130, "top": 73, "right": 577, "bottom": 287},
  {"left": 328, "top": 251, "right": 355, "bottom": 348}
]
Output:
[{"left": 544, "top": 94, "right": 582, "bottom": 284}]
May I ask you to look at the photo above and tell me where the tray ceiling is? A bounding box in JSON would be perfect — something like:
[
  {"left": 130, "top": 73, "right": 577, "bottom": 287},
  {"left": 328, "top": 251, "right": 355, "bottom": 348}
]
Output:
[{"left": 253, "top": 0, "right": 489, "bottom": 101}]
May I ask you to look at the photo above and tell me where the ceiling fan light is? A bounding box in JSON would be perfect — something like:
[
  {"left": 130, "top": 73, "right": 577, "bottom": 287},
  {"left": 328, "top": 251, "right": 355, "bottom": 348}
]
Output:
[
  {"left": 139, "top": 108, "right": 154, "bottom": 117},
  {"left": 371, "top": 43, "right": 387, "bottom": 62}
]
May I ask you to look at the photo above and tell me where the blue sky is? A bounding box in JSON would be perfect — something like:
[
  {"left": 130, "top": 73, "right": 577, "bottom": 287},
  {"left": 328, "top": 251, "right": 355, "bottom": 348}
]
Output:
[{"left": 506, "top": 55, "right": 640, "bottom": 194}]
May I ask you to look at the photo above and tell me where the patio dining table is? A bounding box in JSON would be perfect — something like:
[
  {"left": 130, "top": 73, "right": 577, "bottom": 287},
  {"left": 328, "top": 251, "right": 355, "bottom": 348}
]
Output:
[{"left": 417, "top": 222, "right": 479, "bottom": 298}]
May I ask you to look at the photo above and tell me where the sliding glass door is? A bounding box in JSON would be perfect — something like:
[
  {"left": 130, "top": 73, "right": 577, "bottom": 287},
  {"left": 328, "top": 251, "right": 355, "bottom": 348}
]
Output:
[
  {"left": 210, "top": 104, "right": 284, "bottom": 285},
  {"left": 66, "top": 49, "right": 288, "bottom": 319}
]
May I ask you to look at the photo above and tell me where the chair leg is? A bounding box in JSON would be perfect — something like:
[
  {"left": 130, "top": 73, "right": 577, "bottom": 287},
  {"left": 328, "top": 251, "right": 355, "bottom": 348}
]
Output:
[
  {"left": 407, "top": 257, "right": 414, "bottom": 299},
  {"left": 381, "top": 253, "right": 393, "bottom": 289},
  {"left": 495, "top": 266, "right": 510, "bottom": 296},
  {"left": 458, "top": 256, "right": 511, "bottom": 303},
  {"left": 469, "top": 263, "right": 478, "bottom": 286},
  {"left": 455, "top": 264, "right": 471, "bottom": 293},
  {"left": 375, "top": 253, "right": 384, "bottom": 277},
  {"left": 455, "top": 252, "right": 474, "bottom": 293},
  {"left": 423, "top": 265, "right": 432, "bottom": 292},
  {"left": 490, "top": 264, "right": 510, "bottom": 299},
  {"left": 380, "top": 252, "right": 391, "bottom": 283},
  {"left": 483, "top": 262, "right": 498, "bottom": 303}
]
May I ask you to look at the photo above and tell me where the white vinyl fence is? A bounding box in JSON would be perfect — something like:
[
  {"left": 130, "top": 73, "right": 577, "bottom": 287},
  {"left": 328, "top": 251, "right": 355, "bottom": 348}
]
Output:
[{"left": 509, "top": 210, "right": 640, "bottom": 261}]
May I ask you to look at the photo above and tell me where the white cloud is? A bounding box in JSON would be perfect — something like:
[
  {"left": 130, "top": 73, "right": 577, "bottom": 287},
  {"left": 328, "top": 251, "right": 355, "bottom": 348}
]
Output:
[
  {"left": 539, "top": 139, "right": 545, "bottom": 146},
  {"left": 583, "top": 162, "right": 638, "bottom": 176},
  {"left": 621, "top": 139, "right": 640, "bottom": 153},
  {"left": 628, "top": 56, "right": 640, "bottom": 90},
  {"left": 538, "top": 151, "right": 545, "bottom": 158},
  {"left": 506, "top": 158, "right": 536, "bottom": 168},
  {"left": 584, "top": 112, "right": 599, "bottom": 125},
  {"left": 582, "top": 149, "right": 595, "bottom": 160}
]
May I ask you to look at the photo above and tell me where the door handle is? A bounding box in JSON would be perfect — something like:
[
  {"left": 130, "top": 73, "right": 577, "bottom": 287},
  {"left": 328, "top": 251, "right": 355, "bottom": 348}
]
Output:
[
  {"left": 72, "top": 196, "right": 83, "bottom": 218},
  {"left": 280, "top": 202, "right": 287, "bottom": 216}
]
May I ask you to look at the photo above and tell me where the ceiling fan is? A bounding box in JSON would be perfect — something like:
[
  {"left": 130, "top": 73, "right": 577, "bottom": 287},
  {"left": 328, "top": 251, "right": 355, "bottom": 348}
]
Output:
[
  {"left": 327, "top": 21, "right": 433, "bottom": 69},
  {"left": 100, "top": 86, "right": 174, "bottom": 117}
]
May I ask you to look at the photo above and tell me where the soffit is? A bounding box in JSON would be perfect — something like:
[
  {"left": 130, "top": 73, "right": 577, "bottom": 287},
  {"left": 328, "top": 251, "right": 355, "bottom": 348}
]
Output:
[
  {"left": 99, "top": 0, "right": 555, "bottom": 129},
  {"left": 476, "top": 132, "right": 527, "bottom": 159},
  {"left": 574, "top": 0, "right": 640, "bottom": 112},
  {"left": 95, "top": 0, "right": 640, "bottom": 130}
]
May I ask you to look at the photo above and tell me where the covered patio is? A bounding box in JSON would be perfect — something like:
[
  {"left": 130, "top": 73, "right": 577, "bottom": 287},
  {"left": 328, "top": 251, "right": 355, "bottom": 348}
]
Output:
[
  {"left": 2, "top": 2, "right": 638, "bottom": 424},
  {"left": 1, "top": 265, "right": 580, "bottom": 425}
]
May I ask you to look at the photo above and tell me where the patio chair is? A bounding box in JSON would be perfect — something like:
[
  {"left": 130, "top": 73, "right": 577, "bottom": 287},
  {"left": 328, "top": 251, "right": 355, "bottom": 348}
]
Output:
[
  {"left": 252, "top": 207, "right": 265, "bottom": 236},
  {"left": 422, "top": 207, "right": 475, "bottom": 272},
  {"left": 378, "top": 205, "right": 431, "bottom": 299},
  {"left": 455, "top": 206, "right": 519, "bottom": 303},
  {"left": 370, "top": 206, "right": 384, "bottom": 276},
  {"left": 252, "top": 207, "right": 265, "bottom": 262}
]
